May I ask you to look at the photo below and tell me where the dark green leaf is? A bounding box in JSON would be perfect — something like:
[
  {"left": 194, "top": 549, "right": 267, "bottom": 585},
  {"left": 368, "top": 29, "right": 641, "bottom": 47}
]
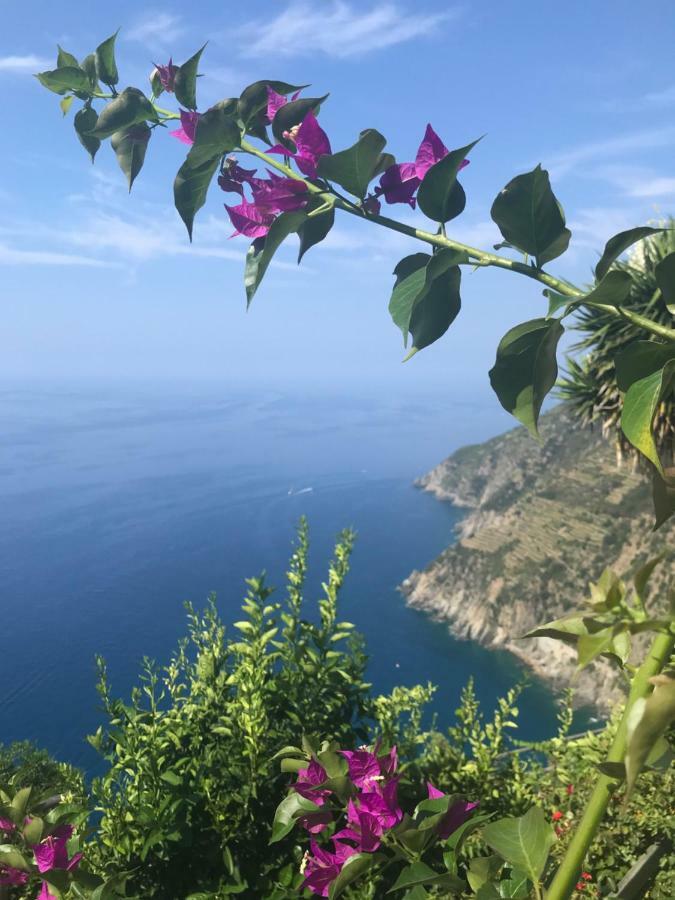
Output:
[
  {"left": 329, "top": 852, "right": 380, "bottom": 899},
  {"left": 488, "top": 317, "right": 564, "bottom": 437},
  {"left": 388, "top": 861, "right": 438, "bottom": 893},
  {"left": 111, "top": 124, "right": 151, "bottom": 191},
  {"left": 245, "top": 211, "right": 307, "bottom": 305},
  {"left": 490, "top": 165, "right": 571, "bottom": 266},
  {"left": 186, "top": 103, "right": 241, "bottom": 167},
  {"left": 443, "top": 812, "right": 493, "bottom": 851},
  {"left": 596, "top": 761, "right": 626, "bottom": 781},
  {"left": 524, "top": 615, "right": 602, "bottom": 644},
  {"left": 389, "top": 253, "right": 430, "bottom": 342},
  {"left": 80, "top": 54, "right": 99, "bottom": 90},
  {"left": 583, "top": 270, "right": 633, "bottom": 307},
  {"left": 406, "top": 264, "right": 462, "bottom": 359},
  {"left": 317, "top": 129, "right": 387, "bottom": 198},
  {"left": 655, "top": 249, "right": 675, "bottom": 315},
  {"left": 174, "top": 44, "right": 206, "bottom": 111},
  {"left": 417, "top": 138, "right": 480, "bottom": 223},
  {"left": 652, "top": 467, "right": 675, "bottom": 530},
  {"left": 90, "top": 87, "right": 159, "bottom": 139},
  {"left": 577, "top": 627, "right": 615, "bottom": 668},
  {"left": 57, "top": 46, "right": 80, "bottom": 69},
  {"left": 371, "top": 151, "right": 395, "bottom": 179},
  {"left": 174, "top": 155, "right": 221, "bottom": 240},
  {"left": 269, "top": 792, "right": 320, "bottom": 844},
  {"left": 35, "top": 66, "right": 92, "bottom": 95},
  {"left": 621, "top": 360, "right": 675, "bottom": 473},
  {"left": 95, "top": 30, "right": 119, "bottom": 87},
  {"left": 298, "top": 204, "right": 335, "bottom": 262},
  {"left": 467, "top": 856, "right": 503, "bottom": 891},
  {"left": 482, "top": 807, "right": 554, "bottom": 882},
  {"left": 74, "top": 107, "right": 101, "bottom": 162},
  {"left": 476, "top": 885, "right": 502, "bottom": 900},
  {"left": 238, "top": 80, "right": 307, "bottom": 126},
  {"left": 595, "top": 226, "right": 666, "bottom": 281},
  {"left": 615, "top": 340, "right": 675, "bottom": 392},
  {"left": 272, "top": 96, "right": 328, "bottom": 146}
]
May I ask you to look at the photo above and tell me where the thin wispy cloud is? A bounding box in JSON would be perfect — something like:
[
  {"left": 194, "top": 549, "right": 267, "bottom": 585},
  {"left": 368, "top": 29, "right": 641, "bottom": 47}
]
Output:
[
  {"left": 643, "top": 84, "right": 675, "bottom": 108},
  {"left": 237, "top": 1, "right": 456, "bottom": 59},
  {"left": 543, "top": 127, "right": 675, "bottom": 179},
  {"left": 127, "top": 11, "right": 185, "bottom": 46},
  {"left": 0, "top": 243, "right": 115, "bottom": 267},
  {"left": 626, "top": 176, "right": 675, "bottom": 198},
  {"left": 0, "top": 54, "right": 50, "bottom": 73}
]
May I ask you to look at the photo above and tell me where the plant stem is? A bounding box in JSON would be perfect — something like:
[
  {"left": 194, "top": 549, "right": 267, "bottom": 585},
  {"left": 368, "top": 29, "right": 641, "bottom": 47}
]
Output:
[
  {"left": 239, "top": 141, "right": 675, "bottom": 341},
  {"left": 546, "top": 629, "right": 675, "bottom": 900}
]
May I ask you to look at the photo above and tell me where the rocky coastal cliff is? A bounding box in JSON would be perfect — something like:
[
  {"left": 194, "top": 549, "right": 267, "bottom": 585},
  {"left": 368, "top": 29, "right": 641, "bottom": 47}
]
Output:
[{"left": 401, "top": 405, "right": 673, "bottom": 709}]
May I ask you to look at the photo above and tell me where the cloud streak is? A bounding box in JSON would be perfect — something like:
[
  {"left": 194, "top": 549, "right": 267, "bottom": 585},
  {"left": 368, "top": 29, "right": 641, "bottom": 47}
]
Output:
[
  {"left": 127, "top": 11, "right": 185, "bottom": 46},
  {"left": 237, "top": 1, "right": 456, "bottom": 59},
  {"left": 0, "top": 54, "right": 50, "bottom": 73},
  {"left": 543, "top": 127, "right": 675, "bottom": 179}
]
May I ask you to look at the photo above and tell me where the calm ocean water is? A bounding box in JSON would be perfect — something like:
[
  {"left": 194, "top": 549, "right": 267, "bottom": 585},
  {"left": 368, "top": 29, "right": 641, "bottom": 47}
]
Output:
[{"left": 0, "top": 381, "right": 566, "bottom": 769}]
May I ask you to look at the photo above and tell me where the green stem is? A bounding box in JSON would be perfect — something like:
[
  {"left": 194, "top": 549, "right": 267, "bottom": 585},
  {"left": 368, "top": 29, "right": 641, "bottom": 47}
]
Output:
[
  {"left": 239, "top": 142, "right": 675, "bottom": 341},
  {"left": 546, "top": 629, "right": 675, "bottom": 900}
]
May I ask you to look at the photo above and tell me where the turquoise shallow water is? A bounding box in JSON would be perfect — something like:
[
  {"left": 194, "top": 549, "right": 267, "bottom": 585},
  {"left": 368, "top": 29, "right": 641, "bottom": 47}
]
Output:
[{"left": 0, "top": 381, "right": 567, "bottom": 769}]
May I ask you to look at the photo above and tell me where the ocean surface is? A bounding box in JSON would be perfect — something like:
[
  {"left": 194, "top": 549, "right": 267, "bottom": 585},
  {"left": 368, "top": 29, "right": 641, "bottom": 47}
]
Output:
[{"left": 0, "top": 381, "right": 569, "bottom": 770}]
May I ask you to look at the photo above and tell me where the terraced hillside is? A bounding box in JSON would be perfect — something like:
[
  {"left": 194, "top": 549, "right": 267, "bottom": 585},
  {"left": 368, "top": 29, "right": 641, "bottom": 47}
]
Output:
[{"left": 401, "top": 404, "right": 673, "bottom": 709}]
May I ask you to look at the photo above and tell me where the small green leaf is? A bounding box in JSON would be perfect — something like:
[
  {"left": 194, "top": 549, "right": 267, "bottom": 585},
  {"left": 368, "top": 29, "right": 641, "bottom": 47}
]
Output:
[
  {"left": 23, "top": 815, "right": 44, "bottom": 844},
  {"left": 625, "top": 676, "right": 675, "bottom": 797},
  {"left": 80, "top": 54, "right": 99, "bottom": 90},
  {"left": 298, "top": 203, "right": 335, "bottom": 262},
  {"left": 595, "top": 761, "right": 626, "bottom": 781},
  {"left": 269, "top": 792, "right": 320, "bottom": 844},
  {"left": 329, "top": 852, "right": 380, "bottom": 899},
  {"left": 60, "top": 95, "right": 74, "bottom": 116},
  {"left": 652, "top": 467, "right": 675, "bottom": 530},
  {"left": 317, "top": 129, "right": 387, "bottom": 198},
  {"left": 417, "top": 138, "right": 480, "bottom": 223},
  {"left": 35, "top": 66, "right": 92, "bottom": 95},
  {"left": 524, "top": 615, "right": 600, "bottom": 644},
  {"left": 389, "top": 253, "right": 430, "bottom": 343},
  {"left": 74, "top": 107, "right": 101, "bottom": 162},
  {"left": 498, "top": 869, "right": 531, "bottom": 898},
  {"left": 0, "top": 846, "right": 29, "bottom": 872},
  {"left": 633, "top": 554, "right": 664, "bottom": 604},
  {"left": 582, "top": 270, "right": 633, "bottom": 307},
  {"left": 280, "top": 758, "right": 305, "bottom": 773},
  {"left": 476, "top": 885, "right": 502, "bottom": 900},
  {"left": 655, "top": 249, "right": 675, "bottom": 315},
  {"left": 406, "top": 264, "right": 462, "bottom": 358},
  {"left": 186, "top": 103, "right": 241, "bottom": 167},
  {"left": 467, "top": 856, "right": 503, "bottom": 891},
  {"left": 615, "top": 340, "right": 675, "bottom": 392},
  {"left": 174, "top": 44, "right": 206, "bottom": 111},
  {"left": 90, "top": 87, "right": 159, "bottom": 140},
  {"left": 621, "top": 360, "right": 675, "bottom": 474},
  {"left": 482, "top": 807, "right": 554, "bottom": 882},
  {"left": 490, "top": 165, "right": 571, "bottom": 266},
  {"left": 174, "top": 155, "right": 221, "bottom": 240},
  {"left": 577, "top": 627, "right": 615, "bottom": 669},
  {"left": 543, "top": 289, "right": 572, "bottom": 318},
  {"left": 595, "top": 226, "right": 666, "bottom": 281},
  {"left": 95, "top": 30, "right": 119, "bottom": 87},
  {"left": 238, "top": 80, "right": 307, "bottom": 127},
  {"left": 388, "top": 861, "right": 438, "bottom": 893},
  {"left": 111, "top": 124, "right": 151, "bottom": 191},
  {"left": 57, "top": 46, "right": 80, "bottom": 68},
  {"left": 245, "top": 211, "right": 307, "bottom": 306},
  {"left": 10, "top": 786, "right": 31, "bottom": 824},
  {"left": 488, "top": 317, "right": 564, "bottom": 437},
  {"left": 272, "top": 96, "right": 328, "bottom": 146}
]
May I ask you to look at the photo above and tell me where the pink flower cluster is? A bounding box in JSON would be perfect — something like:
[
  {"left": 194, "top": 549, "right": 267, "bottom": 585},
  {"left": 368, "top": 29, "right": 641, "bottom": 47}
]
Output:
[
  {"left": 293, "top": 745, "right": 477, "bottom": 897},
  {"left": 0, "top": 819, "right": 81, "bottom": 899}
]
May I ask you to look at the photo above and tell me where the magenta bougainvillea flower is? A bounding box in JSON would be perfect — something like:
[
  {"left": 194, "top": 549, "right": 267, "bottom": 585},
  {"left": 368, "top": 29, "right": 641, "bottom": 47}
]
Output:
[
  {"left": 269, "top": 110, "right": 331, "bottom": 179},
  {"left": 32, "top": 824, "right": 82, "bottom": 873},
  {"left": 426, "top": 783, "right": 479, "bottom": 840},
  {"left": 0, "top": 865, "right": 28, "bottom": 886},
  {"left": 301, "top": 840, "right": 357, "bottom": 897},
  {"left": 265, "top": 86, "right": 301, "bottom": 123},
  {"left": 152, "top": 59, "right": 178, "bottom": 93},
  {"left": 225, "top": 199, "right": 276, "bottom": 239},
  {"left": 339, "top": 747, "right": 381, "bottom": 787},
  {"left": 376, "top": 124, "right": 469, "bottom": 208},
  {"left": 298, "top": 808, "right": 333, "bottom": 834},
  {"left": 171, "top": 109, "right": 200, "bottom": 145},
  {"left": 38, "top": 882, "right": 58, "bottom": 900},
  {"left": 362, "top": 194, "right": 381, "bottom": 215},
  {"left": 0, "top": 817, "right": 15, "bottom": 832},
  {"left": 218, "top": 157, "right": 260, "bottom": 197},
  {"left": 221, "top": 157, "right": 310, "bottom": 237},
  {"left": 252, "top": 171, "right": 309, "bottom": 213},
  {"left": 292, "top": 759, "right": 330, "bottom": 803}
]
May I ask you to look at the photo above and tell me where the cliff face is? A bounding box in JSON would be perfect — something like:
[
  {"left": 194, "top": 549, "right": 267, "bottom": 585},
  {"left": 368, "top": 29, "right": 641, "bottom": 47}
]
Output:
[{"left": 402, "top": 405, "right": 673, "bottom": 709}]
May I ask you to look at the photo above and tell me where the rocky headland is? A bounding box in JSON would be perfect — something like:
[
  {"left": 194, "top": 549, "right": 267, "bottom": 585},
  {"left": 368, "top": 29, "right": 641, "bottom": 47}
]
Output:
[{"left": 401, "top": 405, "right": 673, "bottom": 710}]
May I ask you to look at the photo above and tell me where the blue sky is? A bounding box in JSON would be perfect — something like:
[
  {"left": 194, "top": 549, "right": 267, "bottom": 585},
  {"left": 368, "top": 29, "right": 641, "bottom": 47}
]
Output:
[{"left": 2, "top": 0, "right": 675, "bottom": 392}]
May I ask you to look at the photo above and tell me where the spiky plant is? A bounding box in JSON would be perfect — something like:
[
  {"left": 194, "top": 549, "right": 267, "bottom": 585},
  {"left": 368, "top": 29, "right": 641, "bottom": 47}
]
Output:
[{"left": 558, "top": 221, "right": 675, "bottom": 466}]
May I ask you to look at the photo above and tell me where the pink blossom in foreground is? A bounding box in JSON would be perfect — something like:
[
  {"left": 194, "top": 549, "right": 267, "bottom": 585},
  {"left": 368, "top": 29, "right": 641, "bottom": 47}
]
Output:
[
  {"left": 152, "top": 59, "right": 178, "bottom": 93},
  {"left": 171, "top": 109, "right": 200, "bottom": 145},
  {"left": 225, "top": 199, "right": 276, "bottom": 238},
  {"left": 0, "top": 865, "right": 28, "bottom": 886},
  {"left": 426, "top": 782, "right": 479, "bottom": 840},
  {"left": 32, "top": 824, "right": 82, "bottom": 873},
  {"left": 0, "top": 817, "right": 15, "bottom": 832},
  {"left": 265, "top": 86, "right": 301, "bottom": 123},
  {"left": 301, "top": 840, "right": 356, "bottom": 897},
  {"left": 268, "top": 110, "right": 331, "bottom": 179}
]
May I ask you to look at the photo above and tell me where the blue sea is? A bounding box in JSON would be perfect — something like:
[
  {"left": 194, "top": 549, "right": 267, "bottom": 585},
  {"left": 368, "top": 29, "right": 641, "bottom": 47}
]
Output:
[{"left": 0, "top": 381, "right": 567, "bottom": 770}]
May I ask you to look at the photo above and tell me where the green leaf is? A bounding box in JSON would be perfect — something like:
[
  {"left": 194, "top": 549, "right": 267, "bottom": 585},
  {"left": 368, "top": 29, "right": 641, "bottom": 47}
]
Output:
[
  {"left": 35, "top": 66, "right": 92, "bottom": 95},
  {"left": 467, "top": 856, "right": 503, "bottom": 891},
  {"left": 0, "top": 845, "right": 29, "bottom": 871},
  {"left": 652, "top": 467, "right": 675, "bottom": 530},
  {"left": 60, "top": 95, "right": 74, "bottom": 116},
  {"left": 582, "top": 270, "right": 633, "bottom": 307},
  {"left": 615, "top": 340, "right": 675, "bottom": 392},
  {"left": 620, "top": 360, "right": 675, "bottom": 473},
  {"left": 174, "top": 155, "right": 221, "bottom": 240},
  {"left": 23, "top": 815, "right": 44, "bottom": 843},
  {"left": 271, "top": 96, "right": 328, "bottom": 146},
  {"left": 95, "top": 30, "right": 119, "bottom": 87},
  {"left": 238, "top": 80, "right": 307, "bottom": 127},
  {"left": 577, "top": 627, "right": 615, "bottom": 668},
  {"left": 317, "top": 129, "right": 387, "bottom": 198},
  {"left": 443, "top": 812, "right": 493, "bottom": 851},
  {"left": 406, "top": 263, "right": 462, "bottom": 358},
  {"left": 476, "top": 885, "right": 502, "bottom": 900},
  {"left": 543, "top": 289, "right": 572, "bottom": 318},
  {"left": 524, "top": 615, "right": 601, "bottom": 644},
  {"left": 625, "top": 676, "right": 675, "bottom": 797},
  {"left": 498, "top": 869, "right": 530, "bottom": 898},
  {"left": 595, "top": 226, "right": 667, "bottom": 281},
  {"left": 595, "top": 761, "right": 626, "bottom": 781},
  {"left": 280, "top": 757, "right": 306, "bottom": 773},
  {"left": 186, "top": 103, "right": 241, "bottom": 167},
  {"left": 80, "top": 54, "right": 99, "bottom": 90},
  {"left": 490, "top": 165, "right": 571, "bottom": 266},
  {"left": 481, "top": 807, "right": 555, "bottom": 882},
  {"left": 298, "top": 204, "right": 335, "bottom": 262},
  {"left": 329, "top": 852, "right": 380, "bottom": 899},
  {"left": 488, "top": 317, "right": 564, "bottom": 437},
  {"left": 89, "top": 88, "right": 159, "bottom": 140},
  {"left": 633, "top": 554, "right": 664, "bottom": 604},
  {"left": 74, "top": 107, "right": 101, "bottom": 162},
  {"left": 57, "top": 46, "right": 80, "bottom": 68},
  {"left": 174, "top": 44, "right": 206, "bottom": 111},
  {"left": 655, "top": 249, "right": 675, "bottom": 315},
  {"left": 269, "top": 792, "right": 320, "bottom": 844},
  {"left": 271, "top": 744, "right": 305, "bottom": 760},
  {"left": 417, "top": 138, "right": 480, "bottom": 223},
  {"left": 245, "top": 211, "right": 307, "bottom": 306},
  {"left": 111, "top": 124, "right": 151, "bottom": 191},
  {"left": 389, "top": 254, "right": 430, "bottom": 342},
  {"left": 159, "top": 770, "right": 183, "bottom": 787},
  {"left": 10, "top": 786, "right": 31, "bottom": 824},
  {"left": 388, "top": 861, "right": 438, "bottom": 893}
]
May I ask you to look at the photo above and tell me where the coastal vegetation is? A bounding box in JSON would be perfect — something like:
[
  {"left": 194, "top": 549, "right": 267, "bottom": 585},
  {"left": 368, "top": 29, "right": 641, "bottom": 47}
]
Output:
[{"left": 2, "top": 29, "right": 674, "bottom": 900}]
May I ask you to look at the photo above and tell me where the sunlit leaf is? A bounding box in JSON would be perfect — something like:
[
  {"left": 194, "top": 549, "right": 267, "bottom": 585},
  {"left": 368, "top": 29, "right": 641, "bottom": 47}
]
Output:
[
  {"left": 621, "top": 361, "right": 675, "bottom": 474},
  {"left": 655, "top": 250, "right": 675, "bottom": 315},
  {"left": 482, "top": 807, "right": 554, "bottom": 882}
]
